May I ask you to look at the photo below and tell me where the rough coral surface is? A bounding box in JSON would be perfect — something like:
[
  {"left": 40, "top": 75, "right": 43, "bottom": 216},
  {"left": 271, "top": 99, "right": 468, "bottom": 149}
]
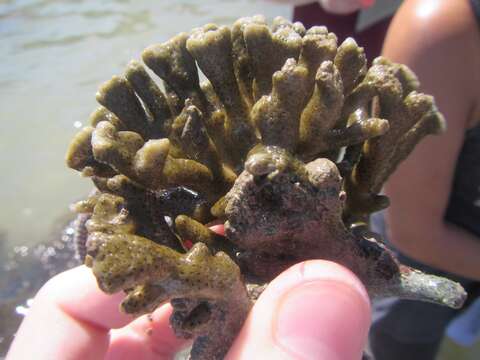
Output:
[{"left": 66, "top": 16, "right": 466, "bottom": 359}]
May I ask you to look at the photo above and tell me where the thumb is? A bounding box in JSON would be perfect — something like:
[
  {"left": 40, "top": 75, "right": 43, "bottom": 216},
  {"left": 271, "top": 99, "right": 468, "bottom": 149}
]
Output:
[{"left": 227, "top": 260, "right": 371, "bottom": 360}]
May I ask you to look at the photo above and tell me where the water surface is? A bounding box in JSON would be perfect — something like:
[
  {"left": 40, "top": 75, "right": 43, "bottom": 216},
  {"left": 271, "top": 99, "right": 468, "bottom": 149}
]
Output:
[{"left": 0, "top": 0, "right": 290, "bottom": 252}]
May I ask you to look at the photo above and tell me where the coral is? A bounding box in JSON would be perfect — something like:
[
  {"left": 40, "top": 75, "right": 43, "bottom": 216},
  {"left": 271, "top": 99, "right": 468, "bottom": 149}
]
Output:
[{"left": 66, "top": 16, "right": 466, "bottom": 359}]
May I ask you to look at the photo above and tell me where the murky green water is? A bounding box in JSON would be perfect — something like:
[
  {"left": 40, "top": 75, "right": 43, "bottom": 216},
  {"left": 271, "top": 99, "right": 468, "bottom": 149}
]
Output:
[{"left": 0, "top": 0, "right": 290, "bottom": 252}]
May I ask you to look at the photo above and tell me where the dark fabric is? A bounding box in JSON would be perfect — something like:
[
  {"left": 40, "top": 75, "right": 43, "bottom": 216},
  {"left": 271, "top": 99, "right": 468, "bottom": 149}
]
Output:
[
  {"left": 445, "top": 126, "right": 480, "bottom": 237},
  {"left": 369, "top": 320, "right": 449, "bottom": 360},
  {"left": 470, "top": 0, "right": 480, "bottom": 27},
  {"left": 443, "top": 0, "right": 480, "bottom": 236},
  {"left": 293, "top": 2, "right": 393, "bottom": 62}
]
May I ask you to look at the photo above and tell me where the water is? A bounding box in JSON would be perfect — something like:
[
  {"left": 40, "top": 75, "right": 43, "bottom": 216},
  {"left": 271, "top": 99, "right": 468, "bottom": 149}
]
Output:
[
  {"left": 0, "top": 1, "right": 290, "bottom": 355},
  {"left": 0, "top": 0, "right": 290, "bottom": 253}
]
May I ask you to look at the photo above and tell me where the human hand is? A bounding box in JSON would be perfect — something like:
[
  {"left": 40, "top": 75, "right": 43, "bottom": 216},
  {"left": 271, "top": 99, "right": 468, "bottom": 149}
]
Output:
[
  {"left": 227, "top": 260, "right": 371, "bottom": 359},
  {"left": 7, "top": 261, "right": 370, "bottom": 359}
]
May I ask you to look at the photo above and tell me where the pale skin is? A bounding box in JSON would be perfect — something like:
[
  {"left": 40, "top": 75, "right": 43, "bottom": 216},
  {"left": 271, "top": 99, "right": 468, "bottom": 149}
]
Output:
[
  {"left": 7, "top": 227, "right": 371, "bottom": 360},
  {"left": 6, "top": 262, "right": 370, "bottom": 360},
  {"left": 382, "top": 0, "right": 480, "bottom": 280}
]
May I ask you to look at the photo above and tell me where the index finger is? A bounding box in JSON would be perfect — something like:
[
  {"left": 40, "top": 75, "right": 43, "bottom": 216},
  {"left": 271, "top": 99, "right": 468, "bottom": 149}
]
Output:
[{"left": 6, "top": 266, "right": 185, "bottom": 360}]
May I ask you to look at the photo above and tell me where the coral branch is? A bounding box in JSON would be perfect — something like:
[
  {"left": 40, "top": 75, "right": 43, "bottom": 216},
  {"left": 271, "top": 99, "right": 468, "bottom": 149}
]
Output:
[
  {"left": 66, "top": 16, "right": 462, "bottom": 359},
  {"left": 125, "top": 60, "right": 172, "bottom": 137}
]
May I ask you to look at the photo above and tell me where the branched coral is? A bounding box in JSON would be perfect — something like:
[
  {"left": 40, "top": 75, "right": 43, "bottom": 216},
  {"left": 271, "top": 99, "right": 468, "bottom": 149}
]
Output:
[{"left": 66, "top": 16, "right": 463, "bottom": 359}]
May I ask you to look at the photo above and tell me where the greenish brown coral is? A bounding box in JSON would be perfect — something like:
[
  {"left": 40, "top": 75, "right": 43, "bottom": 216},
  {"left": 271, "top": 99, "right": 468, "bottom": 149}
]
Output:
[{"left": 66, "top": 16, "right": 461, "bottom": 360}]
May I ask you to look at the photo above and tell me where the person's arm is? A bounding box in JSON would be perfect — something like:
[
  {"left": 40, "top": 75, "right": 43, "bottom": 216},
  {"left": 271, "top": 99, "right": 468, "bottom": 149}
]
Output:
[{"left": 382, "top": 0, "right": 480, "bottom": 279}]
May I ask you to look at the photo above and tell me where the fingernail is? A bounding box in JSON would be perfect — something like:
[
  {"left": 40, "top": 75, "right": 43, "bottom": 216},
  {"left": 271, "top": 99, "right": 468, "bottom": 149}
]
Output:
[{"left": 274, "top": 280, "right": 370, "bottom": 360}]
